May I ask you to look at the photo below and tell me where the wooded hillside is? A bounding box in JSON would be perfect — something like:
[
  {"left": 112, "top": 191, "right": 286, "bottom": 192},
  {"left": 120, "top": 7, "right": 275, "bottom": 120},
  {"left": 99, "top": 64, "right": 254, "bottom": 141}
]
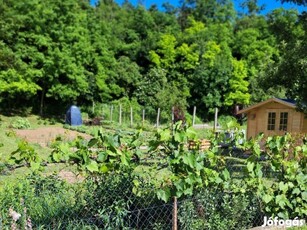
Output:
[{"left": 0, "top": 0, "right": 306, "bottom": 117}]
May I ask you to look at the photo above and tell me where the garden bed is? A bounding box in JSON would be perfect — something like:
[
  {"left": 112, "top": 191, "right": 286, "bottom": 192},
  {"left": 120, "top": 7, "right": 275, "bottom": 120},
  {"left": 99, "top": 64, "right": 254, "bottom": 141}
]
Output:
[{"left": 15, "top": 126, "right": 92, "bottom": 147}]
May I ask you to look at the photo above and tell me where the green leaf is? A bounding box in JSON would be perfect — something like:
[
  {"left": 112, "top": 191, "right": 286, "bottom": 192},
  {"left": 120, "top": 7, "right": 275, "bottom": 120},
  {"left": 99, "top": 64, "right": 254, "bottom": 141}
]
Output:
[
  {"left": 292, "top": 188, "right": 301, "bottom": 195},
  {"left": 30, "top": 162, "right": 40, "bottom": 171},
  {"left": 120, "top": 154, "right": 129, "bottom": 166},
  {"left": 183, "top": 186, "right": 193, "bottom": 195},
  {"left": 174, "top": 180, "right": 185, "bottom": 193},
  {"left": 156, "top": 188, "right": 171, "bottom": 202},
  {"left": 99, "top": 165, "right": 109, "bottom": 173},
  {"left": 69, "top": 153, "right": 82, "bottom": 161},
  {"left": 106, "top": 149, "right": 117, "bottom": 157},
  {"left": 86, "top": 160, "right": 99, "bottom": 172},
  {"left": 222, "top": 169, "right": 230, "bottom": 180},
  {"left": 263, "top": 194, "right": 273, "bottom": 204},
  {"left": 247, "top": 162, "right": 254, "bottom": 172},
  {"left": 174, "top": 132, "right": 185, "bottom": 143},
  {"left": 302, "top": 191, "right": 307, "bottom": 201},
  {"left": 182, "top": 154, "right": 195, "bottom": 168},
  {"left": 82, "top": 151, "right": 90, "bottom": 164},
  {"left": 159, "top": 129, "right": 171, "bottom": 141},
  {"left": 88, "top": 138, "right": 98, "bottom": 147},
  {"left": 186, "top": 127, "right": 197, "bottom": 140},
  {"left": 215, "top": 176, "right": 223, "bottom": 184},
  {"left": 52, "top": 152, "right": 62, "bottom": 162},
  {"left": 97, "top": 152, "right": 107, "bottom": 162},
  {"left": 275, "top": 194, "right": 288, "bottom": 209},
  {"left": 278, "top": 182, "right": 288, "bottom": 193}
]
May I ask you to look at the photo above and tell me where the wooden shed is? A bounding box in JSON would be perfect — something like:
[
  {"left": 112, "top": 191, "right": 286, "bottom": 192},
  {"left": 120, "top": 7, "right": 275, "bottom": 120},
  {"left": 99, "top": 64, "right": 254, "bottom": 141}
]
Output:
[{"left": 237, "top": 98, "right": 307, "bottom": 139}]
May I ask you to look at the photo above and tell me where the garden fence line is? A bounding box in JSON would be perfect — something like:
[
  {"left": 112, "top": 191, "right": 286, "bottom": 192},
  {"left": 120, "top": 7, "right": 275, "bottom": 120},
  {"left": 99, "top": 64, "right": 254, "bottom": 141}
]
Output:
[{"left": 0, "top": 160, "right": 276, "bottom": 230}]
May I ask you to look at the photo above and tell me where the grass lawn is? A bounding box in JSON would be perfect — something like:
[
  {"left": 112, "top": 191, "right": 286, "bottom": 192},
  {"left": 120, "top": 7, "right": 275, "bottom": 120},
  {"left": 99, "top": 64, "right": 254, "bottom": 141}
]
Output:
[
  {"left": 0, "top": 114, "right": 158, "bottom": 185},
  {"left": 0, "top": 115, "right": 66, "bottom": 185}
]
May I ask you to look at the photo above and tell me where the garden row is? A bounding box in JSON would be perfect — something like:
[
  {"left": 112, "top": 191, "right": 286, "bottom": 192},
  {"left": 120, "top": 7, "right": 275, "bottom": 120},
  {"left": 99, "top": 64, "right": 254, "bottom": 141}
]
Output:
[{"left": 0, "top": 122, "right": 306, "bottom": 229}]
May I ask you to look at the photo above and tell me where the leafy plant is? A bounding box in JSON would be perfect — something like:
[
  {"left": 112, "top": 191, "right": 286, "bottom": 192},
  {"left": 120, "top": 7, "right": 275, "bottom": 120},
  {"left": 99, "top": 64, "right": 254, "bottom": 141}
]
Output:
[
  {"left": 10, "top": 117, "right": 31, "bottom": 129},
  {"left": 147, "top": 121, "right": 222, "bottom": 202},
  {"left": 178, "top": 188, "right": 259, "bottom": 230},
  {"left": 9, "top": 140, "right": 42, "bottom": 171},
  {"left": 0, "top": 174, "right": 84, "bottom": 228},
  {"left": 49, "top": 129, "right": 143, "bottom": 174},
  {"left": 240, "top": 133, "right": 307, "bottom": 220}
]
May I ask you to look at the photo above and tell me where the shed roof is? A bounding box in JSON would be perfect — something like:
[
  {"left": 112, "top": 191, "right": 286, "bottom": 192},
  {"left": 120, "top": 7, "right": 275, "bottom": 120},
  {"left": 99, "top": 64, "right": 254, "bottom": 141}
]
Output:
[{"left": 237, "top": 98, "right": 296, "bottom": 114}]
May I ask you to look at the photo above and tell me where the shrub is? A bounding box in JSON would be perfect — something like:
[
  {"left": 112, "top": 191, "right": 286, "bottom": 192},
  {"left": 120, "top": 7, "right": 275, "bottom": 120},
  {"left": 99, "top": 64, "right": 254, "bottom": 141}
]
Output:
[
  {"left": 178, "top": 188, "right": 261, "bottom": 230},
  {"left": 10, "top": 117, "right": 31, "bottom": 129},
  {"left": 0, "top": 174, "right": 84, "bottom": 228},
  {"left": 240, "top": 133, "right": 307, "bottom": 220}
]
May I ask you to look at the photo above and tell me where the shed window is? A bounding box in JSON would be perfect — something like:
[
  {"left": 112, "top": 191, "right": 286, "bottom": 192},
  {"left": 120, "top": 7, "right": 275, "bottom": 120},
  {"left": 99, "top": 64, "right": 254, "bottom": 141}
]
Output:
[
  {"left": 279, "top": 112, "right": 288, "bottom": 131},
  {"left": 267, "top": 112, "right": 276, "bottom": 130}
]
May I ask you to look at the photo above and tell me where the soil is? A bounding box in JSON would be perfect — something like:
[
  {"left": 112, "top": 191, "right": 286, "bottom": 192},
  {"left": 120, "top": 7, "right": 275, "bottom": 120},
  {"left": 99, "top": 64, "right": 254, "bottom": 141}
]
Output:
[
  {"left": 14, "top": 126, "right": 91, "bottom": 183},
  {"left": 15, "top": 126, "right": 92, "bottom": 147}
]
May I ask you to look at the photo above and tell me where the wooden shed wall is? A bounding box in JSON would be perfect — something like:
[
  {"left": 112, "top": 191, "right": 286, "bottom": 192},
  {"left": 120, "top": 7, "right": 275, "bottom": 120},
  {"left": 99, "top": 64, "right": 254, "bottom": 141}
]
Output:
[
  {"left": 291, "top": 111, "right": 303, "bottom": 132},
  {"left": 303, "top": 115, "right": 307, "bottom": 132},
  {"left": 246, "top": 101, "right": 305, "bottom": 138}
]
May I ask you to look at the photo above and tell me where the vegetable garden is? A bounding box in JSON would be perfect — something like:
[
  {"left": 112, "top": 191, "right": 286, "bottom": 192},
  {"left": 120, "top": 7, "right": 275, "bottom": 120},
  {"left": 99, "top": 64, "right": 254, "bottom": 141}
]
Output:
[{"left": 0, "top": 115, "right": 306, "bottom": 229}]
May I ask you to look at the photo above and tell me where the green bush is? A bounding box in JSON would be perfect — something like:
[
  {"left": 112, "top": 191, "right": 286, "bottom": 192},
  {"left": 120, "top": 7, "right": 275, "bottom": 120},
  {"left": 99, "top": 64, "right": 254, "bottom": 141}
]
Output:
[
  {"left": 240, "top": 133, "right": 307, "bottom": 220},
  {"left": 10, "top": 117, "right": 31, "bottom": 129},
  {"left": 178, "top": 188, "right": 260, "bottom": 230},
  {"left": 217, "top": 115, "right": 240, "bottom": 130},
  {"left": 0, "top": 174, "right": 84, "bottom": 228}
]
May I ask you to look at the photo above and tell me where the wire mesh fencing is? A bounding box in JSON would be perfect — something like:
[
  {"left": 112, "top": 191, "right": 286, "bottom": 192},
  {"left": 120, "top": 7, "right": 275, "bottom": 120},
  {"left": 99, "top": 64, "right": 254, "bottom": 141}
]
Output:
[
  {"left": 1, "top": 135, "right": 305, "bottom": 230},
  {"left": 0, "top": 169, "right": 270, "bottom": 230}
]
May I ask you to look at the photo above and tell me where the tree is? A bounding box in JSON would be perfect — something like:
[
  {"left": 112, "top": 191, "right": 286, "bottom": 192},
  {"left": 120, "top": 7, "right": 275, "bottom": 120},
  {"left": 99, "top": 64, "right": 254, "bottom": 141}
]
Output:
[
  {"left": 224, "top": 59, "right": 250, "bottom": 106},
  {"left": 233, "top": 12, "right": 280, "bottom": 103},
  {"left": 177, "top": 0, "right": 236, "bottom": 29},
  {"left": 0, "top": 0, "right": 97, "bottom": 114},
  {"left": 268, "top": 12, "right": 307, "bottom": 110},
  {"left": 0, "top": 0, "right": 41, "bottom": 108},
  {"left": 147, "top": 33, "right": 193, "bottom": 111},
  {"left": 279, "top": 0, "right": 307, "bottom": 6}
]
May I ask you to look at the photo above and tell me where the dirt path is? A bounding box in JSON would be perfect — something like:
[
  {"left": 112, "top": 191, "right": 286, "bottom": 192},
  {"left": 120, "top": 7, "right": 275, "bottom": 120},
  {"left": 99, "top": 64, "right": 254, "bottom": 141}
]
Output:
[{"left": 15, "top": 126, "right": 92, "bottom": 147}]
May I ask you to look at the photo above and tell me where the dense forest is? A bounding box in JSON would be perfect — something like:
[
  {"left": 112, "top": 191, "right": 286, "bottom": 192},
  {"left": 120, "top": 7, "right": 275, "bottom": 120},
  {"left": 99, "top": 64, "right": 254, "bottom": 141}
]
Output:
[{"left": 0, "top": 0, "right": 306, "bottom": 119}]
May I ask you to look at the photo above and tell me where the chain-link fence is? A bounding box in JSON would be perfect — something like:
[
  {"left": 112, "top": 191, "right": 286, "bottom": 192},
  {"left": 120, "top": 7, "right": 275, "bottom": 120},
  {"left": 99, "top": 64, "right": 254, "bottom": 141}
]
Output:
[
  {"left": 0, "top": 179, "right": 263, "bottom": 229},
  {"left": 1, "top": 136, "right": 306, "bottom": 229},
  {"left": 0, "top": 161, "right": 276, "bottom": 230}
]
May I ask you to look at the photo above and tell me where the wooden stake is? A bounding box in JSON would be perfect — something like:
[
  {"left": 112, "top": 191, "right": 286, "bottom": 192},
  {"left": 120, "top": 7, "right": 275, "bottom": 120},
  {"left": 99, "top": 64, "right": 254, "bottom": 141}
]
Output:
[
  {"left": 156, "top": 108, "right": 160, "bottom": 128},
  {"left": 130, "top": 107, "right": 133, "bottom": 127},
  {"left": 214, "top": 107, "right": 218, "bottom": 132},
  {"left": 192, "top": 106, "right": 196, "bottom": 126},
  {"left": 110, "top": 105, "right": 113, "bottom": 122},
  {"left": 172, "top": 196, "right": 178, "bottom": 230},
  {"left": 142, "top": 109, "right": 145, "bottom": 126},
  {"left": 119, "top": 104, "right": 122, "bottom": 125}
]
